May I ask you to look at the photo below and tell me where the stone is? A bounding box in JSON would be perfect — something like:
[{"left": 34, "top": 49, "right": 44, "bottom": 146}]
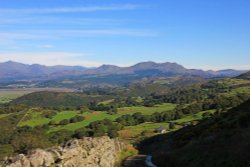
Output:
[{"left": 3, "top": 136, "right": 124, "bottom": 167}]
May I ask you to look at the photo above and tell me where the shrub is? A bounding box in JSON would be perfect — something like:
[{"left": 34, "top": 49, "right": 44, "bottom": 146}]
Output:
[{"left": 59, "top": 119, "right": 69, "bottom": 125}]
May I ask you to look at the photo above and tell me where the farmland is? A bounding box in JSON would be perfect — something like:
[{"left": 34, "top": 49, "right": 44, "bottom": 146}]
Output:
[{"left": 17, "top": 103, "right": 176, "bottom": 132}]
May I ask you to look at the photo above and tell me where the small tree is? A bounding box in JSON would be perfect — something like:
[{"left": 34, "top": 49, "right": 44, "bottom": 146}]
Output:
[
  {"left": 59, "top": 119, "right": 69, "bottom": 125},
  {"left": 169, "top": 122, "right": 175, "bottom": 129}
]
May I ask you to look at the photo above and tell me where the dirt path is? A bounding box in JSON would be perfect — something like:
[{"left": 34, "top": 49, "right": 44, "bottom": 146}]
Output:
[
  {"left": 122, "top": 155, "right": 147, "bottom": 167},
  {"left": 122, "top": 154, "right": 158, "bottom": 167}
]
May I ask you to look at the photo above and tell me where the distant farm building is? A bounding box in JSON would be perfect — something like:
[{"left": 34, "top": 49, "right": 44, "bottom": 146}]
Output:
[{"left": 155, "top": 126, "right": 167, "bottom": 133}]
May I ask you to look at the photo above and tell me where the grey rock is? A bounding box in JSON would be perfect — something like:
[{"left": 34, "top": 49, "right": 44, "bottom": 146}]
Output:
[{"left": 3, "top": 136, "right": 124, "bottom": 167}]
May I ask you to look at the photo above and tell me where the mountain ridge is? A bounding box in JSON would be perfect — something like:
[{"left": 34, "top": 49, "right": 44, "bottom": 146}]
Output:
[{"left": 0, "top": 61, "right": 247, "bottom": 81}]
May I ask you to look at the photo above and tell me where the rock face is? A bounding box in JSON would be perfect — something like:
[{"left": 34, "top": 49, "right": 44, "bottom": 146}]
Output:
[{"left": 3, "top": 136, "right": 124, "bottom": 167}]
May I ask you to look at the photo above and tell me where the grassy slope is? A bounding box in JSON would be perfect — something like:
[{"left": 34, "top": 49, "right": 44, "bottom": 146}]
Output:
[
  {"left": 119, "top": 123, "right": 183, "bottom": 141},
  {"left": 173, "top": 109, "right": 216, "bottom": 123},
  {"left": 0, "top": 88, "right": 74, "bottom": 104},
  {"left": 219, "top": 78, "right": 250, "bottom": 95},
  {"left": 140, "top": 99, "right": 250, "bottom": 167},
  {"left": 9, "top": 91, "right": 111, "bottom": 107},
  {"left": 119, "top": 109, "right": 216, "bottom": 140},
  {"left": 117, "top": 103, "right": 175, "bottom": 115}
]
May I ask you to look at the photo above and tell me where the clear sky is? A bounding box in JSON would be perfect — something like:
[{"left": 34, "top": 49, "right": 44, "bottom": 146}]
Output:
[{"left": 0, "top": 0, "right": 249, "bottom": 70}]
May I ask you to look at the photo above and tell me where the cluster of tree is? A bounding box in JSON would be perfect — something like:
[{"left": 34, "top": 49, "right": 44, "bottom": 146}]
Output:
[
  {"left": 41, "top": 110, "right": 57, "bottom": 118},
  {"left": 87, "top": 119, "right": 123, "bottom": 138},
  {"left": 0, "top": 117, "right": 52, "bottom": 159},
  {"left": 116, "top": 112, "right": 177, "bottom": 126},
  {"left": 8, "top": 91, "right": 113, "bottom": 109},
  {"left": 88, "top": 102, "right": 118, "bottom": 114},
  {"left": 57, "top": 115, "right": 85, "bottom": 125},
  {"left": 71, "top": 119, "right": 123, "bottom": 139},
  {"left": 0, "top": 104, "right": 29, "bottom": 114}
]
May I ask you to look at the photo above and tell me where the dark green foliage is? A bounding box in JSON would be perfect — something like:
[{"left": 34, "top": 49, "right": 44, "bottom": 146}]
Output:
[
  {"left": 69, "top": 115, "right": 85, "bottom": 123},
  {"left": 73, "top": 128, "right": 91, "bottom": 139},
  {"left": 108, "top": 130, "right": 119, "bottom": 138},
  {"left": 88, "top": 119, "right": 123, "bottom": 138},
  {"left": 59, "top": 119, "right": 70, "bottom": 125},
  {"left": 11, "top": 128, "right": 51, "bottom": 154},
  {"left": 0, "top": 113, "right": 24, "bottom": 145},
  {"left": 49, "top": 130, "right": 74, "bottom": 144},
  {"left": 48, "top": 120, "right": 57, "bottom": 125},
  {"left": 9, "top": 91, "right": 112, "bottom": 108},
  {"left": 116, "top": 111, "right": 176, "bottom": 126},
  {"left": 0, "top": 145, "right": 14, "bottom": 159},
  {"left": 0, "top": 105, "right": 29, "bottom": 114},
  {"left": 169, "top": 122, "right": 175, "bottom": 129},
  {"left": 42, "top": 110, "right": 57, "bottom": 118},
  {"left": 202, "top": 112, "right": 212, "bottom": 119}
]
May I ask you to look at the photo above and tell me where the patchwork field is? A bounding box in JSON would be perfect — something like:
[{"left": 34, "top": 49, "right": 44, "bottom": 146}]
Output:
[
  {"left": 117, "top": 103, "right": 176, "bottom": 116},
  {"left": 14, "top": 104, "right": 214, "bottom": 143},
  {"left": 17, "top": 103, "right": 176, "bottom": 132}
]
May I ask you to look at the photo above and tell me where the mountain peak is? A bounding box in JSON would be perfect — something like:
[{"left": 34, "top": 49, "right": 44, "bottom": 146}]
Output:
[{"left": 3, "top": 61, "right": 23, "bottom": 65}]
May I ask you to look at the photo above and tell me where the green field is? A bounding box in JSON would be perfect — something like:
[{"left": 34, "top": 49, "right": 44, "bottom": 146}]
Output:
[
  {"left": 119, "top": 122, "right": 182, "bottom": 140},
  {"left": 17, "top": 103, "right": 176, "bottom": 132},
  {"left": 117, "top": 103, "right": 176, "bottom": 116},
  {"left": 173, "top": 110, "right": 216, "bottom": 123},
  {"left": 0, "top": 113, "right": 10, "bottom": 119},
  {"left": 6, "top": 102, "right": 217, "bottom": 139},
  {"left": 18, "top": 111, "right": 50, "bottom": 127},
  {"left": 230, "top": 86, "right": 250, "bottom": 95},
  {"left": 119, "top": 109, "right": 216, "bottom": 140},
  {"left": 50, "top": 111, "right": 119, "bottom": 132},
  {"left": 9, "top": 101, "right": 214, "bottom": 140}
]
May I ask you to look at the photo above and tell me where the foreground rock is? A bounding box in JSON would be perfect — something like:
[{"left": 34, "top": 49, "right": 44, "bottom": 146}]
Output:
[{"left": 3, "top": 136, "right": 124, "bottom": 167}]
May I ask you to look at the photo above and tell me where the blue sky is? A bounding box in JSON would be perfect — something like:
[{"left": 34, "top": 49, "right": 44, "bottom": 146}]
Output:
[{"left": 0, "top": 0, "right": 249, "bottom": 70}]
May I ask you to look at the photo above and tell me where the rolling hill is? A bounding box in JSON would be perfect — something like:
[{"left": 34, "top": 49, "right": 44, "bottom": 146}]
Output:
[
  {"left": 9, "top": 91, "right": 111, "bottom": 107},
  {"left": 237, "top": 71, "right": 250, "bottom": 79}
]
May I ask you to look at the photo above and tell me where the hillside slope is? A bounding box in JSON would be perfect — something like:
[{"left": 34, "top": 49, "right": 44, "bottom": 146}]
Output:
[
  {"left": 237, "top": 71, "right": 250, "bottom": 79},
  {"left": 140, "top": 99, "right": 250, "bottom": 167},
  {"left": 9, "top": 91, "right": 111, "bottom": 107}
]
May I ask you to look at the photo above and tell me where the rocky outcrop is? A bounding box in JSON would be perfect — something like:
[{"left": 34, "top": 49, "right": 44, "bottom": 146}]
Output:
[{"left": 3, "top": 136, "right": 124, "bottom": 167}]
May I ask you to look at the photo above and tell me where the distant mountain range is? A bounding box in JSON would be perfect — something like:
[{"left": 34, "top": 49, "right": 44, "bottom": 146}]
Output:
[
  {"left": 237, "top": 71, "right": 250, "bottom": 79},
  {"left": 0, "top": 61, "right": 87, "bottom": 81},
  {"left": 83, "top": 61, "right": 247, "bottom": 78},
  {"left": 0, "top": 61, "right": 248, "bottom": 81}
]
